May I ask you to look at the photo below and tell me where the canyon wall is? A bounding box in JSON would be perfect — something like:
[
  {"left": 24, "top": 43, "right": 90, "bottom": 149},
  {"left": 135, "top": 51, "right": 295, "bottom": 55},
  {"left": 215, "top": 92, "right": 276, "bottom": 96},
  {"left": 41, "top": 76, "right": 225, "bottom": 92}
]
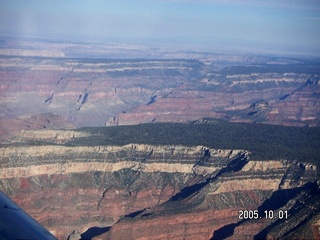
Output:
[
  {"left": 1, "top": 53, "right": 319, "bottom": 144},
  {"left": 103, "top": 159, "right": 319, "bottom": 240},
  {"left": 1, "top": 39, "right": 319, "bottom": 239},
  {"left": 0, "top": 129, "right": 319, "bottom": 239}
]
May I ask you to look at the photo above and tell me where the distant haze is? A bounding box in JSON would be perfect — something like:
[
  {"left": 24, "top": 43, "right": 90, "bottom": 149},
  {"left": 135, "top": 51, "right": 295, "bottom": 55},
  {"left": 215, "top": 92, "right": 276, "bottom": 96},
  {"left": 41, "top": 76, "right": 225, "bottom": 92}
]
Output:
[{"left": 1, "top": 0, "right": 320, "bottom": 56}]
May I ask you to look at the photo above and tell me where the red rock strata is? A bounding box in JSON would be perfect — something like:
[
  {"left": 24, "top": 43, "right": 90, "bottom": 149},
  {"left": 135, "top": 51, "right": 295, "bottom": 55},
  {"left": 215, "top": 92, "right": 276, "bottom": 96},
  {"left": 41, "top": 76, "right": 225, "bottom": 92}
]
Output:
[
  {"left": 5, "top": 173, "right": 185, "bottom": 239},
  {"left": 109, "top": 75, "right": 320, "bottom": 127},
  {"left": 1, "top": 55, "right": 319, "bottom": 145},
  {"left": 0, "top": 139, "right": 318, "bottom": 239}
]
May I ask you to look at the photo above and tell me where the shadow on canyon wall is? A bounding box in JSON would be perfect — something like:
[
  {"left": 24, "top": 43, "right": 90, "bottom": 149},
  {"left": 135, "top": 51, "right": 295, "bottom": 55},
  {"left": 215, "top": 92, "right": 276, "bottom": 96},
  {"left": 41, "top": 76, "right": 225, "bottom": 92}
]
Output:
[
  {"left": 80, "top": 226, "right": 110, "bottom": 240},
  {"left": 211, "top": 182, "right": 320, "bottom": 240},
  {"left": 170, "top": 152, "right": 248, "bottom": 201}
]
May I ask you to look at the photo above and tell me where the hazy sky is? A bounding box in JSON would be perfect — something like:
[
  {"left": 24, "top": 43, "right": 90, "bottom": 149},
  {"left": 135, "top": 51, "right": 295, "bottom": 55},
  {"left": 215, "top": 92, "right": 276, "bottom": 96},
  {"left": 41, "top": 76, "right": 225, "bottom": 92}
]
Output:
[{"left": 1, "top": 0, "right": 320, "bottom": 56}]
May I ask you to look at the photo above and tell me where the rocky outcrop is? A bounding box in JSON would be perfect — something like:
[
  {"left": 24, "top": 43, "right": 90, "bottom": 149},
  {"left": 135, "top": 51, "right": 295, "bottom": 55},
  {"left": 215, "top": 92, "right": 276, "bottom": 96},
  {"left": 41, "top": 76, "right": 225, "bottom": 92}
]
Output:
[
  {"left": 1, "top": 52, "right": 319, "bottom": 145},
  {"left": 0, "top": 130, "right": 318, "bottom": 239},
  {"left": 104, "top": 160, "right": 318, "bottom": 240},
  {"left": 13, "top": 129, "right": 91, "bottom": 144},
  {"left": 0, "top": 113, "right": 74, "bottom": 143},
  {"left": 0, "top": 138, "right": 245, "bottom": 239},
  {"left": 0, "top": 56, "right": 202, "bottom": 136},
  {"left": 1, "top": 39, "right": 319, "bottom": 239},
  {"left": 109, "top": 73, "right": 319, "bottom": 127}
]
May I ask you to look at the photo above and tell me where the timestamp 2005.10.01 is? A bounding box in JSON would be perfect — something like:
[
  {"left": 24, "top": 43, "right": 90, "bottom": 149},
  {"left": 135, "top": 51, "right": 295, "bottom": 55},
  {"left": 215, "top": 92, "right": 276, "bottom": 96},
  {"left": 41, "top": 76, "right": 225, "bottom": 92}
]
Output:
[{"left": 238, "top": 210, "right": 288, "bottom": 220}]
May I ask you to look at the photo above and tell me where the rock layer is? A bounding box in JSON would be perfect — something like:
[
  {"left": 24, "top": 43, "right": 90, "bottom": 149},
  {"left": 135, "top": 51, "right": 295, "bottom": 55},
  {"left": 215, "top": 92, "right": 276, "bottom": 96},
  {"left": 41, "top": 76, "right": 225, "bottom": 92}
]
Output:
[
  {"left": 0, "top": 139, "right": 244, "bottom": 239},
  {"left": 104, "top": 159, "right": 318, "bottom": 240},
  {"left": 1, "top": 39, "right": 319, "bottom": 239},
  {"left": 0, "top": 132, "right": 318, "bottom": 239},
  {"left": 1, "top": 53, "right": 319, "bottom": 144}
]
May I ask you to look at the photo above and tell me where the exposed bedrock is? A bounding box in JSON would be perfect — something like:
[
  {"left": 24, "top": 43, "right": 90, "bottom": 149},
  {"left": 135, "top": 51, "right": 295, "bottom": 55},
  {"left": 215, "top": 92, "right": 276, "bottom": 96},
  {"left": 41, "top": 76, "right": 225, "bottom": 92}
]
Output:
[
  {"left": 103, "top": 158, "right": 318, "bottom": 240},
  {"left": 0, "top": 57, "right": 202, "bottom": 143},
  {"left": 0, "top": 113, "right": 74, "bottom": 144},
  {"left": 109, "top": 74, "right": 320, "bottom": 127},
  {"left": 0, "top": 140, "right": 318, "bottom": 239},
  {"left": 1, "top": 57, "right": 319, "bottom": 145},
  {"left": 0, "top": 142, "right": 244, "bottom": 239}
]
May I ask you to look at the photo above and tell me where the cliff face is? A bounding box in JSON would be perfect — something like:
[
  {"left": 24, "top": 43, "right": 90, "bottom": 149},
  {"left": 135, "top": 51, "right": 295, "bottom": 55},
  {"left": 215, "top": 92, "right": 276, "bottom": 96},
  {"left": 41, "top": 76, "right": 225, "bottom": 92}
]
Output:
[
  {"left": 1, "top": 40, "right": 319, "bottom": 239},
  {"left": 104, "top": 159, "right": 319, "bottom": 240},
  {"left": 110, "top": 73, "right": 320, "bottom": 127},
  {"left": 0, "top": 136, "right": 244, "bottom": 239},
  {"left": 0, "top": 129, "right": 318, "bottom": 239},
  {"left": 1, "top": 54, "right": 319, "bottom": 144}
]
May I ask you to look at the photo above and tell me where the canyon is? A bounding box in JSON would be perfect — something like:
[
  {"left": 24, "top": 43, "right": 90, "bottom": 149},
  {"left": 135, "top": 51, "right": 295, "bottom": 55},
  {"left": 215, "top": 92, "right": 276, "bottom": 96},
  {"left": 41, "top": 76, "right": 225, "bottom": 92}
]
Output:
[
  {"left": 0, "top": 38, "right": 320, "bottom": 239},
  {"left": 0, "top": 127, "right": 319, "bottom": 239},
  {"left": 0, "top": 39, "right": 319, "bottom": 144}
]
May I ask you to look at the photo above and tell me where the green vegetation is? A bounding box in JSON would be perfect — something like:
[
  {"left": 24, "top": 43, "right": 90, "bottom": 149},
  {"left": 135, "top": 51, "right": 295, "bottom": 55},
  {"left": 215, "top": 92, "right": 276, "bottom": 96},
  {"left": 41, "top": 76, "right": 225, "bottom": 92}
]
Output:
[
  {"left": 2, "top": 119, "right": 318, "bottom": 171},
  {"left": 71, "top": 119, "right": 320, "bottom": 167}
]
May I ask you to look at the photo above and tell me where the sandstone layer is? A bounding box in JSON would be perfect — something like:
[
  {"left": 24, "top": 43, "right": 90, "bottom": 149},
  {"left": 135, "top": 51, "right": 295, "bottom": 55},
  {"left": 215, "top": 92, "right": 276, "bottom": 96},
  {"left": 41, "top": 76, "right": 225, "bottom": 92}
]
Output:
[
  {"left": 1, "top": 45, "right": 319, "bottom": 143},
  {"left": 103, "top": 158, "right": 319, "bottom": 240},
  {"left": 0, "top": 128, "right": 319, "bottom": 239},
  {"left": 1, "top": 38, "right": 320, "bottom": 239},
  {"left": 0, "top": 137, "right": 246, "bottom": 239}
]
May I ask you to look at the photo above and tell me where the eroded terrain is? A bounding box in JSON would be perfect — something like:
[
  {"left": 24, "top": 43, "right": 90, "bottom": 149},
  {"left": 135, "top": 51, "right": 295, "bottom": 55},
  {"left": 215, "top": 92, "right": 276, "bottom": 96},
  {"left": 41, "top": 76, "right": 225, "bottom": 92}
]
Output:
[
  {"left": 0, "top": 39, "right": 320, "bottom": 239},
  {"left": 0, "top": 40, "right": 319, "bottom": 144},
  {"left": 0, "top": 125, "right": 319, "bottom": 239}
]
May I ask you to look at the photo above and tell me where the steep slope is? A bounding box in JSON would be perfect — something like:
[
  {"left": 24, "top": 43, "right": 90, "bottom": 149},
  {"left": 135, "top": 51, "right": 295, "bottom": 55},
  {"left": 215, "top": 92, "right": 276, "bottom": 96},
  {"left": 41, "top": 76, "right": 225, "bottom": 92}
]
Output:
[
  {"left": 0, "top": 137, "right": 245, "bottom": 238},
  {"left": 1, "top": 54, "right": 319, "bottom": 145},
  {"left": 0, "top": 124, "right": 319, "bottom": 239},
  {"left": 0, "top": 56, "right": 202, "bottom": 137},
  {"left": 112, "top": 73, "right": 319, "bottom": 127},
  {"left": 1, "top": 40, "right": 319, "bottom": 239},
  {"left": 103, "top": 160, "right": 318, "bottom": 240}
]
